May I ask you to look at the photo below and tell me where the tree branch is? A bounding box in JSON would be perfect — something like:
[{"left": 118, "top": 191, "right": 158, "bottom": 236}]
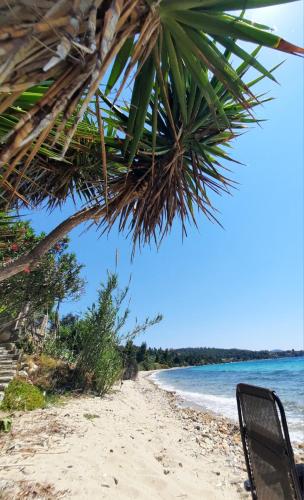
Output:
[{"left": 0, "top": 206, "right": 102, "bottom": 282}]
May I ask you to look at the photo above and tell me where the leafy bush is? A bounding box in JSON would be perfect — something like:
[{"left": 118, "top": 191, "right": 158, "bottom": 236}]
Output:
[
  {"left": 77, "top": 273, "right": 162, "bottom": 394},
  {"left": 1, "top": 379, "right": 45, "bottom": 411},
  {"left": 77, "top": 274, "right": 124, "bottom": 395},
  {"left": 0, "top": 417, "right": 12, "bottom": 432},
  {"left": 43, "top": 316, "right": 84, "bottom": 362}
]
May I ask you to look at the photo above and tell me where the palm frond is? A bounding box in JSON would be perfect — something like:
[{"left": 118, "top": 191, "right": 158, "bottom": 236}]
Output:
[
  {"left": 94, "top": 58, "right": 274, "bottom": 248},
  {"left": 0, "top": 0, "right": 302, "bottom": 182},
  {"left": 0, "top": 0, "right": 302, "bottom": 251}
]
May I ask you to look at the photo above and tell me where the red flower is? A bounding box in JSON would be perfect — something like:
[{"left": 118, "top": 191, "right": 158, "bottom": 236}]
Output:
[
  {"left": 11, "top": 243, "right": 19, "bottom": 252},
  {"left": 23, "top": 266, "right": 31, "bottom": 274}
]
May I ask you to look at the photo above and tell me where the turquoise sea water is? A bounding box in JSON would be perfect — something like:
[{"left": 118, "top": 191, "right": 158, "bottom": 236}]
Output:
[{"left": 152, "top": 357, "right": 304, "bottom": 442}]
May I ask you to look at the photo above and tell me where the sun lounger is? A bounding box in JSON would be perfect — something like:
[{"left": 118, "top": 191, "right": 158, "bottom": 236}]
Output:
[{"left": 236, "top": 383, "right": 304, "bottom": 499}]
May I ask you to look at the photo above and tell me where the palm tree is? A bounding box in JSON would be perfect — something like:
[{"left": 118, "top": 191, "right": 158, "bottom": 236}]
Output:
[{"left": 0, "top": 0, "right": 302, "bottom": 281}]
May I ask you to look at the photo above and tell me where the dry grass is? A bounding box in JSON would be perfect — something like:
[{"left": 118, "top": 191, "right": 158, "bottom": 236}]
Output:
[{"left": 0, "top": 479, "right": 68, "bottom": 499}]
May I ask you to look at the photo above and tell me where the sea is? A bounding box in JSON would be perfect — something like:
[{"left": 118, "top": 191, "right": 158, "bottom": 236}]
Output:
[{"left": 151, "top": 356, "right": 304, "bottom": 443}]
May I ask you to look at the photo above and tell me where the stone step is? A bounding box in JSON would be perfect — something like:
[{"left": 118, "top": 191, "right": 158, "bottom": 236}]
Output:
[
  {"left": 0, "top": 376, "right": 13, "bottom": 383},
  {"left": 0, "top": 347, "right": 17, "bottom": 352},
  {"left": 0, "top": 362, "right": 17, "bottom": 369},
  {"left": 0, "top": 352, "right": 17, "bottom": 357},
  {"left": 0, "top": 342, "right": 17, "bottom": 348},
  {"left": 0, "top": 364, "right": 16, "bottom": 370},
  {"left": 0, "top": 354, "right": 19, "bottom": 361},
  {"left": 0, "top": 383, "right": 9, "bottom": 392},
  {"left": 0, "top": 369, "right": 16, "bottom": 376},
  {"left": 0, "top": 363, "right": 17, "bottom": 372}
]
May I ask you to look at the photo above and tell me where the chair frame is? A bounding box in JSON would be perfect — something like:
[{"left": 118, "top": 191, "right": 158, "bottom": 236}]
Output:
[{"left": 236, "top": 383, "right": 303, "bottom": 500}]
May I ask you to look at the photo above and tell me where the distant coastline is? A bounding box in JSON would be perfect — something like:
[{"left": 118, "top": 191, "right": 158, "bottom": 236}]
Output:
[
  {"left": 143, "top": 354, "right": 304, "bottom": 373},
  {"left": 136, "top": 344, "right": 304, "bottom": 372}
]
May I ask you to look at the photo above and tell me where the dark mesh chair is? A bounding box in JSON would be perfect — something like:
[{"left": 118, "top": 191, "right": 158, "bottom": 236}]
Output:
[{"left": 236, "top": 383, "right": 304, "bottom": 500}]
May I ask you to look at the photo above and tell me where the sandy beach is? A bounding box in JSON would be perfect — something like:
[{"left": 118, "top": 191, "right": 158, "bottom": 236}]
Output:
[
  {"left": 2, "top": 371, "right": 302, "bottom": 499},
  {"left": 0, "top": 372, "right": 248, "bottom": 499}
]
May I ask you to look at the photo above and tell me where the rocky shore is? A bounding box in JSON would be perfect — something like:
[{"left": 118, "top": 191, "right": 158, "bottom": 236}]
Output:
[{"left": 150, "top": 376, "right": 304, "bottom": 490}]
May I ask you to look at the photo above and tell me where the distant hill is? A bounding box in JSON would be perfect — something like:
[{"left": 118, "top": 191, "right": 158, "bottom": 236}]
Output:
[{"left": 134, "top": 344, "right": 304, "bottom": 371}]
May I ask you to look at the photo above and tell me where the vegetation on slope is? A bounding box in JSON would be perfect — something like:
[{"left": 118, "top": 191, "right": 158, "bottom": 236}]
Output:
[{"left": 10, "top": 272, "right": 162, "bottom": 400}]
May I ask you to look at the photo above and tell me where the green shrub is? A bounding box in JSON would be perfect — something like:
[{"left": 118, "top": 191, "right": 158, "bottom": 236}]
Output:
[
  {"left": 0, "top": 417, "right": 12, "bottom": 432},
  {"left": 1, "top": 379, "right": 45, "bottom": 411},
  {"left": 77, "top": 274, "right": 125, "bottom": 396}
]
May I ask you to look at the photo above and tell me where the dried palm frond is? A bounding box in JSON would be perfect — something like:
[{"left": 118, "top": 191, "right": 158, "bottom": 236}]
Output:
[{"left": 0, "top": 0, "right": 149, "bottom": 185}]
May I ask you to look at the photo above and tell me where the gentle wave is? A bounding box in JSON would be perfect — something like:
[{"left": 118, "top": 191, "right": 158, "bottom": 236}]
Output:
[{"left": 152, "top": 373, "right": 238, "bottom": 419}]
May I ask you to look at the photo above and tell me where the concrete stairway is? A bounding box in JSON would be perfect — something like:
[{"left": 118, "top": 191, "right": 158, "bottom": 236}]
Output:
[{"left": 0, "top": 343, "right": 19, "bottom": 400}]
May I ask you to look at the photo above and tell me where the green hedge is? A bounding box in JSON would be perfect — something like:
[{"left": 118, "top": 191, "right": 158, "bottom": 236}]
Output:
[{"left": 1, "top": 379, "right": 45, "bottom": 411}]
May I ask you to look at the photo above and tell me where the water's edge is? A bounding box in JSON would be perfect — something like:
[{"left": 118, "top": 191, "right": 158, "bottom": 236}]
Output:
[{"left": 149, "top": 361, "right": 304, "bottom": 444}]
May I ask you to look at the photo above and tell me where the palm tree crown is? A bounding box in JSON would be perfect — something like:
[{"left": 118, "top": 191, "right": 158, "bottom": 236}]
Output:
[{"left": 0, "top": 0, "right": 302, "bottom": 249}]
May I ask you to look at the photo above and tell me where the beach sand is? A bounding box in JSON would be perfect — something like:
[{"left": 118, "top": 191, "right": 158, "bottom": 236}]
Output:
[{"left": 0, "top": 373, "right": 256, "bottom": 499}]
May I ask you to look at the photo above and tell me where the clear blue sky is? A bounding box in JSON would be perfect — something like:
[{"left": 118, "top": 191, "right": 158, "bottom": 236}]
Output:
[{"left": 27, "top": 3, "right": 303, "bottom": 351}]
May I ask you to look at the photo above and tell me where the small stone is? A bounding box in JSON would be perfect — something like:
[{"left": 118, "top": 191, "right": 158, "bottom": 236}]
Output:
[
  {"left": 163, "top": 469, "right": 170, "bottom": 475},
  {"left": 178, "top": 462, "right": 183, "bottom": 468},
  {"left": 195, "top": 425, "right": 201, "bottom": 431},
  {"left": 110, "top": 449, "right": 114, "bottom": 453},
  {"left": 114, "top": 477, "right": 118, "bottom": 485},
  {"left": 28, "top": 363, "right": 39, "bottom": 374}
]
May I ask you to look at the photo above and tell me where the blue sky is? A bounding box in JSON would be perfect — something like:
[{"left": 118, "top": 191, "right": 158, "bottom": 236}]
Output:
[{"left": 27, "top": 3, "right": 303, "bottom": 351}]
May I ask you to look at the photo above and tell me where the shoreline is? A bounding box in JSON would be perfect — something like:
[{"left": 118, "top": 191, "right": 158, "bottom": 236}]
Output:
[
  {"left": 147, "top": 366, "right": 304, "bottom": 448},
  {"left": 1, "top": 374, "right": 303, "bottom": 499},
  {"left": 146, "top": 368, "right": 236, "bottom": 423}
]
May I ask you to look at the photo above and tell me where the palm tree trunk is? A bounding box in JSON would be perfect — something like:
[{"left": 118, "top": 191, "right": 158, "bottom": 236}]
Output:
[{"left": 0, "top": 206, "right": 102, "bottom": 282}]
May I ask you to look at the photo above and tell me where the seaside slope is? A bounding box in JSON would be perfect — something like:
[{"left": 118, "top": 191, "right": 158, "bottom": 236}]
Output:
[{"left": 0, "top": 373, "right": 248, "bottom": 499}]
